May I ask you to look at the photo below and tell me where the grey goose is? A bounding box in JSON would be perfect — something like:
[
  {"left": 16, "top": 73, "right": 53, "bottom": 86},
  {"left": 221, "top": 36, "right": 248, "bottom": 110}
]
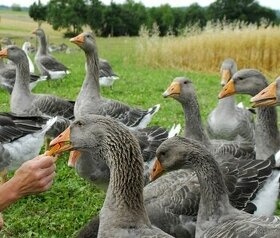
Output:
[
  {"left": 163, "top": 76, "right": 280, "bottom": 216},
  {"left": 251, "top": 75, "right": 280, "bottom": 107},
  {"left": 49, "top": 114, "right": 173, "bottom": 238},
  {"left": 0, "top": 45, "right": 74, "bottom": 137},
  {"left": 151, "top": 136, "right": 280, "bottom": 238},
  {"left": 206, "top": 58, "right": 255, "bottom": 144},
  {"left": 69, "top": 32, "right": 160, "bottom": 130},
  {"left": 32, "top": 28, "right": 70, "bottom": 80}
]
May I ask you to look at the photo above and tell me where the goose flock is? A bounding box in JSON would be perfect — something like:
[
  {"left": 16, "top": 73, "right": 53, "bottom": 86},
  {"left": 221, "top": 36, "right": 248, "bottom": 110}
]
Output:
[{"left": 1, "top": 28, "right": 280, "bottom": 238}]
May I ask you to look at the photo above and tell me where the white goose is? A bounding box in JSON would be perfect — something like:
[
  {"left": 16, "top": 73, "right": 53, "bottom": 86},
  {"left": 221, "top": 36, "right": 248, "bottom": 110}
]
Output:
[{"left": 21, "top": 41, "right": 35, "bottom": 74}]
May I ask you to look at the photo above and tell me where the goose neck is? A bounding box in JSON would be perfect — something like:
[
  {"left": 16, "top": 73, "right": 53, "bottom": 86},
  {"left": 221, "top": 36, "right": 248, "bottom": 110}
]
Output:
[
  {"left": 84, "top": 50, "right": 101, "bottom": 98},
  {"left": 103, "top": 140, "right": 147, "bottom": 221},
  {"left": 38, "top": 35, "right": 48, "bottom": 55},
  {"left": 12, "top": 60, "right": 31, "bottom": 94},
  {"left": 192, "top": 152, "right": 231, "bottom": 221},
  {"left": 182, "top": 97, "right": 210, "bottom": 146}
]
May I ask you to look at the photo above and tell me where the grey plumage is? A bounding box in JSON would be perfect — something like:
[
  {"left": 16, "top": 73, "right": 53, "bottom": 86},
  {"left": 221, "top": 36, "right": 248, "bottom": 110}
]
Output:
[
  {"left": 206, "top": 58, "right": 255, "bottom": 144},
  {"left": 0, "top": 45, "right": 74, "bottom": 137},
  {"left": 69, "top": 115, "right": 172, "bottom": 238},
  {"left": 156, "top": 136, "right": 280, "bottom": 238},
  {"left": 33, "top": 28, "right": 70, "bottom": 80},
  {"left": 219, "top": 69, "right": 280, "bottom": 160},
  {"left": 70, "top": 32, "right": 160, "bottom": 130}
]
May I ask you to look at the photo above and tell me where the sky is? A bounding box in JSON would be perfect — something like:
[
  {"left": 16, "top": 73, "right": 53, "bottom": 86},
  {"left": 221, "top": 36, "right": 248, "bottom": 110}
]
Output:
[{"left": 1, "top": 0, "right": 280, "bottom": 10}]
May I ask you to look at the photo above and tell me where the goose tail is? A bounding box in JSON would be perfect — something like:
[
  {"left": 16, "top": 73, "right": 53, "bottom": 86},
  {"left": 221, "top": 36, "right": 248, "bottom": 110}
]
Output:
[
  {"left": 168, "top": 124, "right": 181, "bottom": 138},
  {"left": 40, "top": 116, "right": 58, "bottom": 135}
]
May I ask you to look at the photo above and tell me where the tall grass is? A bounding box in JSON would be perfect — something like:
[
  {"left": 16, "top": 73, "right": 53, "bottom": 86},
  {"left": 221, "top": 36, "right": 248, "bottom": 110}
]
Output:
[{"left": 137, "top": 21, "right": 280, "bottom": 79}]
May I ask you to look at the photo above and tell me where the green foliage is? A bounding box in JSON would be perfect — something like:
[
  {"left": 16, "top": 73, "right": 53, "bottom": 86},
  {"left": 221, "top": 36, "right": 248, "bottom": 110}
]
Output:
[
  {"left": 11, "top": 4, "right": 21, "bottom": 12},
  {"left": 46, "top": 0, "right": 87, "bottom": 35},
  {"left": 29, "top": 0, "right": 47, "bottom": 26},
  {"left": 208, "top": 0, "right": 278, "bottom": 26},
  {"left": 41, "top": 0, "right": 280, "bottom": 37}
]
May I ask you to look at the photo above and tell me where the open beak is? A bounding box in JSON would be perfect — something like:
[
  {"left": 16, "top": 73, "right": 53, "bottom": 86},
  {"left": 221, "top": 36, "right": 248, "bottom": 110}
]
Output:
[
  {"left": 0, "top": 48, "right": 8, "bottom": 58},
  {"left": 218, "top": 79, "right": 236, "bottom": 99},
  {"left": 70, "top": 33, "right": 84, "bottom": 45},
  {"left": 162, "top": 82, "right": 181, "bottom": 98},
  {"left": 250, "top": 82, "right": 277, "bottom": 107},
  {"left": 149, "top": 158, "right": 164, "bottom": 181},
  {"left": 46, "top": 127, "right": 73, "bottom": 156},
  {"left": 67, "top": 150, "right": 81, "bottom": 167},
  {"left": 220, "top": 69, "right": 231, "bottom": 86}
]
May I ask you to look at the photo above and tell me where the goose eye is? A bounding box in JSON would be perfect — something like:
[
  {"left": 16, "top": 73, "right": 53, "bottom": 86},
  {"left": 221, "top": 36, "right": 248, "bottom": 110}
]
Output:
[
  {"left": 75, "top": 120, "right": 84, "bottom": 127},
  {"left": 183, "top": 81, "right": 188, "bottom": 84}
]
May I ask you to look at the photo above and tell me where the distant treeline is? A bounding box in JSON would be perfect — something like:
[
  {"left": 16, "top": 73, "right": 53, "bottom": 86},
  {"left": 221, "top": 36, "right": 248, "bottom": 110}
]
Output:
[{"left": 26, "top": 0, "right": 280, "bottom": 37}]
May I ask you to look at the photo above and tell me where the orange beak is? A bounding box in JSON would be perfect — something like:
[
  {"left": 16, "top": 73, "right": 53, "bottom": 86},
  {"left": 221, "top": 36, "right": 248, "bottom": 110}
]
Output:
[
  {"left": 67, "top": 150, "right": 81, "bottom": 167},
  {"left": 70, "top": 33, "right": 84, "bottom": 45},
  {"left": 218, "top": 79, "right": 236, "bottom": 99},
  {"left": 0, "top": 48, "right": 8, "bottom": 58},
  {"left": 46, "top": 127, "right": 73, "bottom": 156},
  {"left": 220, "top": 69, "right": 231, "bottom": 86},
  {"left": 162, "top": 82, "right": 181, "bottom": 98},
  {"left": 149, "top": 158, "right": 164, "bottom": 181},
  {"left": 250, "top": 81, "right": 277, "bottom": 107}
]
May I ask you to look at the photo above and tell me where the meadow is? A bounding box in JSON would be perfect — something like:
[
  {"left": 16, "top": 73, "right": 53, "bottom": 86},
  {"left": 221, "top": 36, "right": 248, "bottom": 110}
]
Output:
[{"left": 0, "top": 9, "right": 280, "bottom": 237}]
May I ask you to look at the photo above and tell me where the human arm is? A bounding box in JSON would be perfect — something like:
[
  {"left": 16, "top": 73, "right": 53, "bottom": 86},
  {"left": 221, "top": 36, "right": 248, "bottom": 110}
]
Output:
[{"left": 0, "top": 154, "right": 56, "bottom": 212}]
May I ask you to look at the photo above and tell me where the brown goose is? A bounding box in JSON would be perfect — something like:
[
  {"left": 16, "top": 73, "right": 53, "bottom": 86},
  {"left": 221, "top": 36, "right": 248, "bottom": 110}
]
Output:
[
  {"left": 163, "top": 76, "right": 280, "bottom": 216},
  {"left": 206, "top": 58, "right": 255, "bottom": 144},
  {"left": 48, "top": 114, "right": 173, "bottom": 237},
  {"left": 151, "top": 136, "right": 280, "bottom": 238},
  {"left": 250, "top": 76, "right": 280, "bottom": 107},
  {"left": 69, "top": 32, "right": 160, "bottom": 129},
  {"left": 32, "top": 28, "right": 70, "bottom": 80},
  {"left": 0, "top": 45, "right": 74, "bottom": 137}
]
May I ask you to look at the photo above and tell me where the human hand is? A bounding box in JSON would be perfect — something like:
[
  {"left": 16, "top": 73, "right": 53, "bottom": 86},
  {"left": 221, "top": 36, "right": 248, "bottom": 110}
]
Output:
[{"left": 11, "top": 154, "right": 56, "bottom": 198}]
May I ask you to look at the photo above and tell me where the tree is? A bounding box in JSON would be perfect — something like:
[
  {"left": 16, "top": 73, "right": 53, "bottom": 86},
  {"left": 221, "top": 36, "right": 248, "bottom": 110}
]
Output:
[
  {"left": 148, "top": 4, "right": 175, "bottom": 36},
  {"left": 207, "top": 0, "right": 278, "bottom": 26},
  {"left": 29, "top": 0, "right": 47, "bottom": 27},
  {"left": 86, "top": 0, "right": 105, "bottom": 34},
  {"left": 47, "top": 0, "right": 87, "bottom": 37},
  {"left": 184, "top": 3, "right": 207, "bottom": 29},
  {"left": 11, "top": 4, "right": 21, "bottom": 11}
]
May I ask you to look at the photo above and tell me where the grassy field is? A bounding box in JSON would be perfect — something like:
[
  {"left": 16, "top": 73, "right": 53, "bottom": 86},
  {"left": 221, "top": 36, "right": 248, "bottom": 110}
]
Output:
[{"left": 0, "top": 9, "right": 280, "bottom": 237}]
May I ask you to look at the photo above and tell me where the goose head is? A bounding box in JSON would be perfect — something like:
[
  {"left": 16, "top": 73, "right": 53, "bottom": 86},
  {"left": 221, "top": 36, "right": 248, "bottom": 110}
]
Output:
[
  {"left": 48, "top": 115, "right": 142, "bottom": 185},
  {"left": 162, "top": 76, "right": 196, "bottom": 104},
  {"left": 250, "top": 76, "right": 280, "bottom": 107},
  {"left": 32, "top": 28, "right": 46, "bottom": 39},
  {"left": 218, "top": 69, "right": 268, "bottom": 99},
  {"left": 220, "top": 58, "right": 237, "bottom": 86},
  {"left": 0, "top": 45, "right": 28, "bottom": 64},
  {"left": 70, "top": 32, "right": 96, "bottom": 53},
  {"left": 150, "top": 136, "right": 202, "bottom": 181}
]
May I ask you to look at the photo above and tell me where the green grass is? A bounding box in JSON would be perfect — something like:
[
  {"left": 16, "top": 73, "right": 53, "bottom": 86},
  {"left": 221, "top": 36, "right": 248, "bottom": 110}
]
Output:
[{"left": 0, "top": 12, "right": 280, "bottom": 238}]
